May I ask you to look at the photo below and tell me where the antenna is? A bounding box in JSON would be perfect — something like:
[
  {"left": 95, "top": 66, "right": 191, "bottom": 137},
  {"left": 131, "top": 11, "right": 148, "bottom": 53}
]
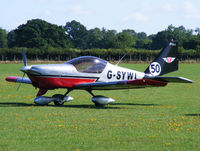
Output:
[{"left": 115, "top": 54, "right": 126, "bottom": 66}]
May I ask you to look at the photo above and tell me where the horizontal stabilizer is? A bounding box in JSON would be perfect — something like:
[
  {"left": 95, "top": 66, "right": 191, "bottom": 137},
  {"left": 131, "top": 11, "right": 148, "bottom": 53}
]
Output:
[
  {"left": 6, "top": 76, "right": 32, "bottom": 84},
  {"left": 145, "top": 76, "right": 193, "bottom": 83}
]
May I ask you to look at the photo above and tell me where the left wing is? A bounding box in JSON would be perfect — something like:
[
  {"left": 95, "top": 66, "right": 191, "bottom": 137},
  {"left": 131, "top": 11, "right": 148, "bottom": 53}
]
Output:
[
  {"left": 6, "top": 76, "right": 32, "bottom": 84},
  {"left": 74, "top": 79, "right": 167, "bottom": 90}
]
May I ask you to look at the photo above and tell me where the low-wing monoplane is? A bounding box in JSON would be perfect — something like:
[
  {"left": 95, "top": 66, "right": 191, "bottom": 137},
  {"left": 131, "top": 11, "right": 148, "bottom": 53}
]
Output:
[{"left": 6, "top": 40, "right": 193, "bottom": 107}]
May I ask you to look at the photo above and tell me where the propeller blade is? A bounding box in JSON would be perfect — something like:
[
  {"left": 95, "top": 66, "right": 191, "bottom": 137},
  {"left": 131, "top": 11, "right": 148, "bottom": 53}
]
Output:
[
  {"left": 22, "top": 48, "right": 27, "bottom": 66},
  {"left": 16, "top": 73, "right": 25, "bottom": 91}
]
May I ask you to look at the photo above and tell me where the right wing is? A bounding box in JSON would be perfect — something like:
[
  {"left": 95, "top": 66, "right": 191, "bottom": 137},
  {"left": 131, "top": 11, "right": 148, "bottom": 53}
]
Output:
[
  {"left": 74, "top": 79, "right": 167, "bottom": 90},
  {"left": 74, "top": 76, "right": 193, "bottom": 91},
  {"left": 144, "top": 76, "right": 193, "bottom": 83},
  {"left": 6, "top": 76, "right": 32, "bottom": 84}
]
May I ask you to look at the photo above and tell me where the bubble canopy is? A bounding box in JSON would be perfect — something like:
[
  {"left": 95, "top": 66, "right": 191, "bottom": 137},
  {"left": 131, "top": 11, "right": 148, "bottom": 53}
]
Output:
[{"left": 65, "top": 56, "right": 107, "bottom": 73}]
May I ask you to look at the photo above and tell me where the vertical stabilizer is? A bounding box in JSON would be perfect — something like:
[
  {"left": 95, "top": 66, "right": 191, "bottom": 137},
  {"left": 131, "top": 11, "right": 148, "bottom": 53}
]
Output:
[{"left": 145, "top": 40, "right": 178, "bottom": 76}]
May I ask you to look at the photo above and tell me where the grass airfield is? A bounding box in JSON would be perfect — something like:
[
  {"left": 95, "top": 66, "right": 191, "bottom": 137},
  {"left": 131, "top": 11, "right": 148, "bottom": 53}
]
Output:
[{"left": 0, "top": 63, "right": 200, "bottom": 151}]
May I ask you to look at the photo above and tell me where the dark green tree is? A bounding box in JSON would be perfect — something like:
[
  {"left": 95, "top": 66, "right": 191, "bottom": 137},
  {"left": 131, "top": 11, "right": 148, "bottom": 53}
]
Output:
[
  {"left": 122, "top": 29, "right": 137, "bottom": 38},
  {"left": 8, "top": 19, "right": 72, "bottom": 48},
  {"left": 0, "top": 28, "right": 7, "bottom": 48},
  {"left": 135, "top": 39, "right": 152, "bottom": 49},
  {"left": 115, "top": 32, "right": 134, "bottom": 48},
  {"left": 137, "top": 32, "right": 147, "bottom": 39},
  {"left": 195, "top": 28, "right": 200, "bottom": 35},
  {"left": 87, "top": 28, "right": 102, "bottom": 48},
  {"left": 151, "top": 25, "right": 194, "bottom": 49},
  {"left": 166, "top": 25, "right": 191, "bottom": 45},
  {"left": 7, "top": 30, "right": 17, "bottom": 48},
  {"left": 151, "top": 31, "right": 169, "bottom": 49},
  {"left": 99, "top": 28, "right": 117, "bottom": 49},
  {"left": 65, "top": 20, "right": 89, "bottom": 49},
  {"left": 183, "top": 35, "right": 200, "bottom": 50}
]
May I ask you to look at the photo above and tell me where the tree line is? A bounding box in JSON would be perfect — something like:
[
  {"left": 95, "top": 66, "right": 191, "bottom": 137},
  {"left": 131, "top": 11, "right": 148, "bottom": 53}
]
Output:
[{"left": 0, "top": 19, "right": 200, "bottom": 61}]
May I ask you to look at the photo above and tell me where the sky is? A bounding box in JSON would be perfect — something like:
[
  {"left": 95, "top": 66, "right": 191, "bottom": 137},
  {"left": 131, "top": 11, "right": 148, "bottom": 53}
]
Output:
[{"left": 1, "top": 0, "right": 200, "bottom": 35}]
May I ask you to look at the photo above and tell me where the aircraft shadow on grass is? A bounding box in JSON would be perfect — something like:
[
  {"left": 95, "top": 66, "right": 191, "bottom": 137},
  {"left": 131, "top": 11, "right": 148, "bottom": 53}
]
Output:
[
  {"left": 112, "top": 102, "right": 160, "bottom": 106},
  {"left": 0, "top": 102, "right": 122, "bottom": 109},
  {"left": 184, "top": 114, "right": 200, "bottom": 117},
  {"left": 0, "top": 102, "right": 34, "bottom": 107},
  {"left": 59, "top": 104, "right": 122, "bottom": 109},
  {"left": 0, "top": 102, "right": 159, "bottom": 109}
]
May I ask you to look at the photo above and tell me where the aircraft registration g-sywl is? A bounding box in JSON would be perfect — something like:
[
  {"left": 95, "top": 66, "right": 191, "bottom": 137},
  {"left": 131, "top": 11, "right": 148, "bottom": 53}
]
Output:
[{"left": 6, "top": 40, "right": 193, "bottom": 107}]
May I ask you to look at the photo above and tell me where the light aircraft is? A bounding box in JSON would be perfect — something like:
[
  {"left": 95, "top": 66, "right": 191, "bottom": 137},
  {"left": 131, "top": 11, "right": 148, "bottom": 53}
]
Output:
[{"left": 6, "top": 40, "right": 193, "bottom": 107}]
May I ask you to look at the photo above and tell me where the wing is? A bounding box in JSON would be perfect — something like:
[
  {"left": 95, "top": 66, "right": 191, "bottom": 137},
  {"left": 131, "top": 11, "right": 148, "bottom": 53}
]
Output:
[
  {"left": 74, "top": 79, "right": 168, "bottom": 90},
  {"left": 6, "top": 76, "right": 32, "bottom": 84},
  {"left": 145, "top": 76, "right": 193, "bottom": 83}
]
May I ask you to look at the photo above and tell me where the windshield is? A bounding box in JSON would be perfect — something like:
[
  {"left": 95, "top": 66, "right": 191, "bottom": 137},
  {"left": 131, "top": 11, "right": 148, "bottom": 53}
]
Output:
[{"left": 66, "top": 56, "right": 107, "bottom": 73}]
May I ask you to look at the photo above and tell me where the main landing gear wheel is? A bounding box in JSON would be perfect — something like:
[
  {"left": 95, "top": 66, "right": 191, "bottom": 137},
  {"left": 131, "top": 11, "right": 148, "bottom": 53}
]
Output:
[
  {"left": 52, "top": 94, "right": 64, "bottom": 106},
  {"left": 91, "top": 95, "right": 115, "bottom": 108}
]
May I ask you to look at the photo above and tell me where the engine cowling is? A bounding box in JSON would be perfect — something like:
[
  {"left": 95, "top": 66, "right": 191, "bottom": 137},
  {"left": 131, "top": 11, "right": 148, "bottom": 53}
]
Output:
[
  {"left": 34, "top": 96, "right": 55, "bottom": 105},
  {"left": 92, "top": 96, "right": 115, "bottom": 105}
]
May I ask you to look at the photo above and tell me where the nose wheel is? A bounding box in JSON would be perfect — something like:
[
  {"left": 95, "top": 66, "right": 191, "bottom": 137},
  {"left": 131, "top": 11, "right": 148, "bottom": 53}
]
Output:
[{"left": 52, "top": 89, "right": 73, "bottom": 106}]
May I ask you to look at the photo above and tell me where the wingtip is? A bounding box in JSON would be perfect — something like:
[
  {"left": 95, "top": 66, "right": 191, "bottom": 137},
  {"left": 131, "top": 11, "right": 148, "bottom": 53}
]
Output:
[
  {"left": 179, "top": 77, "right": 194, "bottom": 83},
  {"left": 5, "top": 76, "right": 18, "bottom": 82}
]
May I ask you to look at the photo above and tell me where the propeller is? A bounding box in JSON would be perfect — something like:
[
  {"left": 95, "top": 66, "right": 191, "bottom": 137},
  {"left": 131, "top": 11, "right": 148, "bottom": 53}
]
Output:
[
  {"left": 22, "top": 47, "right": 27, "bottom": 66},
  {"left": 17, "top": 48, "right": 27, "bottom": 91},
  {"left": 16, "top": 73, "right": 25, "bottom": 91}
]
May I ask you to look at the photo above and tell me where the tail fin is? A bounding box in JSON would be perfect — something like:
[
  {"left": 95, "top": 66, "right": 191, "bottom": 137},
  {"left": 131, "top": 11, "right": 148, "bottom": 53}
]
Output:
[{"left": 145, "top": 40, "right": 178, "bottom": 76}]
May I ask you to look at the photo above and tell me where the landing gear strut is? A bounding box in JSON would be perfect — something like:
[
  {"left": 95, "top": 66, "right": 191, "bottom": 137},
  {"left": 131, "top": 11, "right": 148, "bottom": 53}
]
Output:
[
  {"left": 87, "top": 89, "right": 102, "bottom": 107},
  {"left": 86, "top": 89, "right": 115, "bottom": 107}
]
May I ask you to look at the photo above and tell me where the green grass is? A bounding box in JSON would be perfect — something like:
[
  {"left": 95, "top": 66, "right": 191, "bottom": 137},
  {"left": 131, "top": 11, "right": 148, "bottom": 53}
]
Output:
[{"left": 0, "top": 63, "right": 200, "bottom": 151}]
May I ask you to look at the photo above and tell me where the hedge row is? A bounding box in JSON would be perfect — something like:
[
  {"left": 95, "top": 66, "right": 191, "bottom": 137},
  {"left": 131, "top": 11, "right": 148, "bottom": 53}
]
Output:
[{"left": 0, "top": 47, "right": 200, "bottom": 61}]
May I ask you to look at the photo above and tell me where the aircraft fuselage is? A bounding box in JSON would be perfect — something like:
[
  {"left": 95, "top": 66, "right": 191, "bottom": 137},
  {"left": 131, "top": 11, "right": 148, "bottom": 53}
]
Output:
[{"left": 21, "top": 62, "right": 145, "bottom": 90}]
